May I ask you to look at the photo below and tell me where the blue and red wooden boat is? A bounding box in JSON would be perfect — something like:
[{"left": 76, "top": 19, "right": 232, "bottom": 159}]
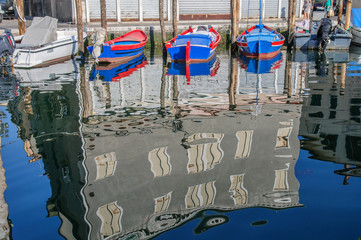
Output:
[
  {"left": 236, "top": 25, "right": 284, "bottom": 59},
  {"left": 87, "top": 30, "right": 147, "bottom": 63},
  {"left": 235, "top": 0, "right": 284, "bottom": 59},
  {"left": 165, "top": 26, "right": 220, "bottom": 63}
]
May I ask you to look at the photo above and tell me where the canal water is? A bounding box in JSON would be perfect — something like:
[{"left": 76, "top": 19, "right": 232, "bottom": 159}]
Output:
[{"left": 1, "top": 47, "right": 361, "bottom": 240}]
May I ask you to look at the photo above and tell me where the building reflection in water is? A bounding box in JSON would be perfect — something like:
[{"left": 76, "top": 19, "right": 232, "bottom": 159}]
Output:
[
  {"left": 0, "top": 67, "right": 22, "bottom": 239},
  {"left": 7, "top": 60, "right": 89, "bottom": 239},
  {"left": 79, "top": 52, "right": 303, "bottom": 239},
  {"left": 298, "top": 51, "right": 361, "bottom": 185}
]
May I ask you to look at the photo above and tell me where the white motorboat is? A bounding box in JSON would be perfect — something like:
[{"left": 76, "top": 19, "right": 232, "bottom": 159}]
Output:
[{"left": 12, "top": 16, "right": 85, "bottom": 68}]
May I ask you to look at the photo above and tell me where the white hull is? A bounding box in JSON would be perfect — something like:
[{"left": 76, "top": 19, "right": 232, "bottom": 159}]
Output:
[{"left": 13, "top": 30, "right": 84, "bottom": 68}]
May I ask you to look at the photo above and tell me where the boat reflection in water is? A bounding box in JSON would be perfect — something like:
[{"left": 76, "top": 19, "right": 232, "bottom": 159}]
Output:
[
  {"left": 12, "top": 59, "right": 80, "bottom": 90},
  {"left": 167, "top": 54, "right": 220, "bottom": 84},
  {"left": 89, "top": 53, "right": 148, "bottom": 82},
  {"left": 80, "top": 52, "right": 303, "bottom": 239},
  {"left": 237, "top": 52, "right": 283, "bottom": 74}
]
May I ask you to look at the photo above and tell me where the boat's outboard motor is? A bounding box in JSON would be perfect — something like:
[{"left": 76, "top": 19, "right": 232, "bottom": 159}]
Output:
[
  {"left": 317, "top": 18, "right": 333, "bottom": 51},
  {"left": 0, "top": 32, "right": 15, "bottom": 66}
]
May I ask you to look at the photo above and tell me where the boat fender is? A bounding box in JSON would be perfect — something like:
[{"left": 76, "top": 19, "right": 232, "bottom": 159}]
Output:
[{"left": 90, "top": 28, "right": 106, "bottom": 63}]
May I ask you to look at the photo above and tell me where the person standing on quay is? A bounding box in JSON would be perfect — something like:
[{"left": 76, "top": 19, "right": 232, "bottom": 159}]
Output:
[
  {"left": 303, "top": 0, "right": 312, "bottom": 29},
  {"left": 325, "top": 0, "right": 334, "bottom": 16}
]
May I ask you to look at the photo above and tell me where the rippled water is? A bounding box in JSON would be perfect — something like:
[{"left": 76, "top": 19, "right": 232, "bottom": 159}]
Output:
[{"left": 1, "top": 47, "right": 361, "bottom": 240}]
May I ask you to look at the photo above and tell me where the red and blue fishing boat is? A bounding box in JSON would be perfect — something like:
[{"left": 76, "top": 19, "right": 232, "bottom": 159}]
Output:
[
  {"left": 87, "top": 30, "right": 147, "bottom": 63},
  {"left": 236, "top": 0, "right": 284, "bottom": 59},
  {"left": 165, "top": 26, "right": 220, "bottom": 63}
]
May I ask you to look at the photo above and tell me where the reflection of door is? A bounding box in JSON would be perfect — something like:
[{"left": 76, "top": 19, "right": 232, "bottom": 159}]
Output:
[
  {"left": 95, "top": 152, "right": 117, "bottom": 181},
  {"left": 235, "top": 130, "right": 253, "bottom": 159},
  {"left": 185, "top": 133, "right": 224, "bottom": 174},
  {"left": 185, "top": 181, "right": 216, "bottom": 208},
  {"left": 229, "top": 174, "right": 248, "bottom": 205},
  {"left": 273, "top": 163, "right": 290, "bottom": 191},
  {"left": 154, "top": 192, "right": 172, "bottom": 213},
  {"left": 97, "top": 202, "right": 123, "bottom": 238},
  {"left": 149, "top": 147, "right": 171, "bottom": 178},
  {"left": 276, "top": 127, "right": 292, "bottom": 149}
]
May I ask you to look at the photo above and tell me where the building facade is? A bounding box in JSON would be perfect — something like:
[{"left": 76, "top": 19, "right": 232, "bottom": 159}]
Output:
[{"left": 23, "top": 0, "right": 304, "bottom": 23}]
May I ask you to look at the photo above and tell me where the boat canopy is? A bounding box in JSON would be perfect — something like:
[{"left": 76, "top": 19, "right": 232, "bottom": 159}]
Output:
[
  {"left": 175, "top": 34, "right": 211, "bottom": 47},
  {"left": 21, "top": 16, "right": 58, "bottom": 46},
  {"left": 351, "top": 8, "right": 361, "bottom": 28}
]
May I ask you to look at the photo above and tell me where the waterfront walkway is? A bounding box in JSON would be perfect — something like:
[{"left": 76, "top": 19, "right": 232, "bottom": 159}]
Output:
[{"left": 0, "top": 18, "right": 289, "bottom": 35}]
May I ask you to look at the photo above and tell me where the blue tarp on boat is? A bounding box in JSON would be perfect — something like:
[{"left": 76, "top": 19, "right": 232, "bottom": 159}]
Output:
[
  {"left": 174, "top": 34, "right": 211, "bottom": 47},
  {"left": 351, "top": 8, "right": 361, "bottom": 28}
]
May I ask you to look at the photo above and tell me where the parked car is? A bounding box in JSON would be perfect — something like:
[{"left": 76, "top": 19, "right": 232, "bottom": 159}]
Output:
[{"left": 0, "top": 0, "right": 14, "bottom": 20}]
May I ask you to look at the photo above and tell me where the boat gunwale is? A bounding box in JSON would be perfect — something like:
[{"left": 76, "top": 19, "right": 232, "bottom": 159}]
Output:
[
  {"left": 15, "top": 38, "right": 78, "bottom": 53},
  {"left": 105, "top": 30, "right": 148, "bottom": 51},
  {"left": 165, "top": 26, "right": 221, "bottom": 51}
]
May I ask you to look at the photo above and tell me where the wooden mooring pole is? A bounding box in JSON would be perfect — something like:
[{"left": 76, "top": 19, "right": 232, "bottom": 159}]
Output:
[
  {"left": 172, "top": 0, "right": 178, "bottom": 37},
  {"left": 159, "top": 0, "right": 166, "bottom": 44},
  {"left": 287, "top": 0, "right": 297, "bottom": 46},
  {"left": 345, "top": 0, "right": 352, "bottom": 31},
  {"left": 100, "top": 0, "right": 108, "bottom": 41},
  {"left": 230, "top": 0, "right": 239, "bottom": 44},
  {"left": 16, "top": 0, "right": 26, "bottom": 35},
  {"left": 75, "top": 0, "right": 84, "bottom": 55},
  {"left": 338, "top": 0, "right": 344, "bottom": 23},
  {"left": 229, "top": 57, "right": 238, "bottom": 110},
  {"left": 159, "top": 0, "right": 167, "bottom": 58}
]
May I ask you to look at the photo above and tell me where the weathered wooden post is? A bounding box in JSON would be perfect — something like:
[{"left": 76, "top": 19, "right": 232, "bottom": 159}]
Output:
[
  {"left": 230, "top": 0, "right": 240, "bottom": 45},
  {"left": 340, "top": 62, "right": 346, "bottom": 95},
  {"left": 100, "top": 0, "right": 108, "bottom": 41},
  {"left": 16, "top": 0, "right": 26, "bottom": 35},
  {"left": 172, "top": 0, "right": 178, "bottom": 37},
  {"left": 159, "top": 0, "right": 166, "bottom": 44},
  {"left": 338, "top": 0, "right": 344, "bottom": 23},
  {"left": 229, "top": 57, "right": 238, "bottom": 110},
  {"left": 345, "top": 0, "right": 352, "bottom": 30},
  {"left": 159, "top": 0, "right": 167, "bottom": 59},
  {"left": 284, "top": 51, "right": 292, "bottom": 98},
  {"left": 79, "top": 66, "right": 93, "bottom": 118},
  {"left": 75, "top": 0, "right": 84, "bottom": 55},
  {"left": 160, "top": 64, "right": 167, "bottom": 116},
  {"left": 287, "top": 0, "right": 297, "bottom": 46}
]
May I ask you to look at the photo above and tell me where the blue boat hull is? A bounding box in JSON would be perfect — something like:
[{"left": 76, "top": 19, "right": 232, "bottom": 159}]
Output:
[
  {"left": 167, "top": 45, "right": 215, "bottom": 62},
  {"left": 88, "top": 45, "right": 145, "bottom": 62},
  {"left": 239, "top": 39, "right": 282, "bottom": 57},
  {"left": 166, "top": 27, "right": 220, "bottom": 63},
  {"left": 236, "top": 24, "right": 285, "bottom": 59}
]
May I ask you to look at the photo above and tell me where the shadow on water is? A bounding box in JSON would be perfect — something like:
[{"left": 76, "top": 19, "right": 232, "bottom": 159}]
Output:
[{"left": 2, "top": 47, "right": 361, "bottom": 239}]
